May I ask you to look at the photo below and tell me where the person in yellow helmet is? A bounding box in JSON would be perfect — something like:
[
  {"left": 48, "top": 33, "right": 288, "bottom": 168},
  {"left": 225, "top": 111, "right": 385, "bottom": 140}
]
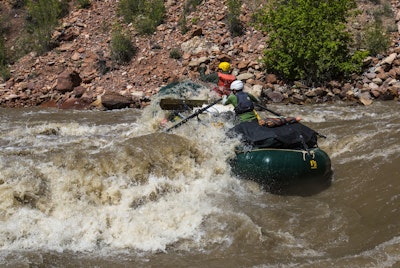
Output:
[{"left": 198, "top": 61, "right": 236, "bottom": 96}]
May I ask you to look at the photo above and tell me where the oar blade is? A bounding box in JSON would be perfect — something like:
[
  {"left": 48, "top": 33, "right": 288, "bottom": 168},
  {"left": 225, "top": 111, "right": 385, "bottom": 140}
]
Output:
[{"left": 159, "top": 98, "right": 209, "bottom": 110}]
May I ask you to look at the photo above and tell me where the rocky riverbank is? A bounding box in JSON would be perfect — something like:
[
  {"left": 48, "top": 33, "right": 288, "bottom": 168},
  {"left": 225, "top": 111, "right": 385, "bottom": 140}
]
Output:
[{"left": 0, "top": 0, "right": 400, "bottom": 109}]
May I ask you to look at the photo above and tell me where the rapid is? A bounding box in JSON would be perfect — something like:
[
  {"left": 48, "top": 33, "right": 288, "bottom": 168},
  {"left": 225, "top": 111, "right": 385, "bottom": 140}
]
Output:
[{"left": 0, "top": 97, "right": 399, "bottom": 267}]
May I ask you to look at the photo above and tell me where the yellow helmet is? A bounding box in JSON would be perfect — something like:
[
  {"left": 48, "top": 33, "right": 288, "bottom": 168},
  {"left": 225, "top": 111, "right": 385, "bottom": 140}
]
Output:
[{"left": 218, "top": 62, "right": 231, "bottom": 72}]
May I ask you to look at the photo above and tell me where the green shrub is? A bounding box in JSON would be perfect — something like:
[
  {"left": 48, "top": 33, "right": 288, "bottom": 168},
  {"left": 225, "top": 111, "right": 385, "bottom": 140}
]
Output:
[
  {"left": 0, "top": 38, "right": 10, "bottom": 82},
  {"left": 254, "top": 0, "right": 362, "bottom": 85},
  {"left": 0, "top": 14, "right": 11, "bottom": 36},
  {"left": 169, "top": 48, "right": 182, "bottom": 59},
  {"left": 135, "top": 16, "right": 158, "bottom": 35},
  {"left": 339, "top": 50, "right": 370, "bottom": 74},
  {"left": 0, "top": 66, "right": 10, "bottom": 82},
  {"left": 118, "top": 0, "right": 165, "bottom": 35},
  {"left": 25, "top": 0, "right": 69, "bottom": 54},
  {"left": 110, "top": 27, "right": 137, "bottom": 64},
  {"left": 191, "top": 17, "right": 199, "bottom": 25},
  {"left": 77, "top": 0, "right": 91, "bottom": 9},
  {"left": 9, "top": 0, "right": 27, "bottom": 8},
  {"left": 368, "top": 0, "right": 381, "bottom": 4},
  {"left": 178, "top": 14, "right": 189, "bottom": 34},
  {"left": 184, "top": 0, "right": 202, "bottom": 13},
  {"left": 178, "top": 0, "right": 202, "bottom": 34},
  {"left": 363, "top": 21, "right": 390, "bottom": 55},
  {"left": 227, "top": 0, "right": 244, "bottom": 37}
]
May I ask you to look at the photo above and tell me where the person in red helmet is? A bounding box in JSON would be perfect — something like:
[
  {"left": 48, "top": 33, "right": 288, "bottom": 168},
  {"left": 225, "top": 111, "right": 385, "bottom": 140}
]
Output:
[{"left": 198, "top": 61, "right": 236, "bottom": 96}]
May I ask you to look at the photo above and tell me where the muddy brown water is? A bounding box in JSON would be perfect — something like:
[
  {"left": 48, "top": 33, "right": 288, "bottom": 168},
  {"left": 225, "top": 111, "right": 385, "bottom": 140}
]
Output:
[{"left": 0, "top": 101, "right": 399, "bottom": 267}]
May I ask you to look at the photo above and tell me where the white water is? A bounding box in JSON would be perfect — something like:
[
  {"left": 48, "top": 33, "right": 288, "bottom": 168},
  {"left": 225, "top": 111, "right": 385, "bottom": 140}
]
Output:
[{"left": 0, "top": 100, "right": 399, "bottom": 267}]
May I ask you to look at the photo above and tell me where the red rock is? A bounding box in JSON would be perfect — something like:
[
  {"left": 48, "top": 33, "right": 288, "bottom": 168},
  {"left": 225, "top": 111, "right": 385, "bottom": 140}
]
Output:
[
  {"left": 101, "top": 92, "right": 135, "bottom": 110},
  {"left": 56, "top": 70, "right": 82, "bottom": 93}
]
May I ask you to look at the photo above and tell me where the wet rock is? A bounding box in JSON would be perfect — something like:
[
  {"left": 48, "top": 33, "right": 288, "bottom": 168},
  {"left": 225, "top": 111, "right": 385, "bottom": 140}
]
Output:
[
  {"left": 359, "top": 92, "right": 373, "bottom": 106},
  {"left": 59, "top": 97, "right": 93, "bottom": 109},
  {"left": 101, "top": 92, "right": 135, "bottom": 110}
]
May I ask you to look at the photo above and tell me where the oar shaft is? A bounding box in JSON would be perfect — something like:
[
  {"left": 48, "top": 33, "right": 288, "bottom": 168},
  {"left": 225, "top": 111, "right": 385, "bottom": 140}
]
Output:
[
  {"left": 165, "top": 98, "right": 222, "bottom": 132},
  {"left": 255, "top": 103, "right": 282, "bottom": 117}
]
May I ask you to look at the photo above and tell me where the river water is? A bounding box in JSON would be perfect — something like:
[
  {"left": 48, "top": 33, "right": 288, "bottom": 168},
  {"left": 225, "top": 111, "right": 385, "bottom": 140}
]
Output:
[{"left": 0, "top": 98, "right": 399, "bottom": 267}]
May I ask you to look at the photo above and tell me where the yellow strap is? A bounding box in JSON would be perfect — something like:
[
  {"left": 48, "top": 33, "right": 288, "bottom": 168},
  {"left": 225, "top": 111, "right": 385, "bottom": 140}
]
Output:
[{"left": 253, "top": 110, "right": 265, "bottom": 126}]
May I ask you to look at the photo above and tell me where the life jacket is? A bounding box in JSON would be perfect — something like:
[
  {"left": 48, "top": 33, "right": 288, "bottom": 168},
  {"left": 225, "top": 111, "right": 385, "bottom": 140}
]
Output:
[
  {"left": 217, "top": 72, "right": 235, "bottom": 89},
  {"left": 234, "top": 91, "right": 254, "bottom": 114}
]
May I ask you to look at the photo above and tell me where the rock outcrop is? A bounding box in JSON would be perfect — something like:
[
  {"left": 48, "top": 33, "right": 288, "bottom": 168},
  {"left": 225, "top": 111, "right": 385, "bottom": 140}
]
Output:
[{"left": 0, "top": 0, "right": 399, "bottom": 109}]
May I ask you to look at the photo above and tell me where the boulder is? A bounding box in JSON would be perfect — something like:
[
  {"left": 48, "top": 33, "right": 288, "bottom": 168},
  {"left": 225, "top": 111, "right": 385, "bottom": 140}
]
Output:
[
  {"left": 56, "top": 70, "right": 82, "bottom": 93},
  {"left": 267, "top": 91, "right": 284, "bottom": 103},
  {"left": 101, "top": 92, "right": 135, "bottom": 110}
]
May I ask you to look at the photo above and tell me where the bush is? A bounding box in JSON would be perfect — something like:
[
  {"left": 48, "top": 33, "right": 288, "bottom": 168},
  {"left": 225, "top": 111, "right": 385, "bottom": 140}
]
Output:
[
  {"left": 184, "top": 0, "right": 202, "bottom": 13},
  {"left": 118, "top": 0, "right": 165, "bottom": 35},
  {"left": 227, "top": 0, "right": 244, "bottom": 37},
  {"left": 363, "top": 21, "right": 390, "bottom": 55},
  {"left": 0, "top": 38, "right": 10, "bottom": 82},
  {"left": 169, "top": 48, "right": 182, "bottom": 59},
  {"left": 254, "top": 0, "right": 363, "bottom": 85},
  {"left": 178, "top": 0, "right": 202, "bottom": 34},
  {"left": 25, "top": 0, "right": 69, "bottom": 54},
  {"left": 340, "top": 50, "right": 370, "bottom": 75},
  {"left": 9, "top": 0, "right": 27, "bottom": 8},
  {"left": 0, "top": 13, "right": 11, "bottom": 36},
  {"left": 110, "top": 27, "right": 137, "bottom": 64},
  {"left": 77, "top": 0, "right": 91, "bottom": 9},
  {"left": 178, "top": 14, "right": 189, "bottom": 34}
]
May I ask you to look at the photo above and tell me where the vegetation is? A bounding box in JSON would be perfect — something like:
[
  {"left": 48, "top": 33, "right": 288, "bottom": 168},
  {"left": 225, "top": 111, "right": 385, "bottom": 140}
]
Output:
[
  {"left": 169, "top": 48, "right": 182, "bottom": 59},
  {"left": 110, "top": 25, "right": 137, "bottom": 64},
  {"left": 9, "top": 0, "right": 27, "bottom": 9},
  {"left": 0, "top": 0, "right": 395, "bottom": 86},
  {"left": 118, "top": 0, "right": 165, "bottom": 35},
  {"left": 22, "top": 0, "right": 69, "bottom": 55},
  {"left": 362, "top": 1, "right": 392, "bottom": 55},
  {"left": 227, "top": 0, "right": 244, "bottom": 37},
  {"left": 184, "top": 0, "right": 202, "bottom": 13},
  {"left": 253, "top": 0, "right": 370, "bottom": 85},
  {"left": 178, "top": 0, "right": 202, "bottom": 34},
  {"left": 77, "top": 0, "right": 91, "bottom": 9},
  {"left": 0, "top": 37, "right": 10, "bottom": 81},
  {"left": 0, "top": 13, "right": 11, "bottom": 81},
  {"left": 178, "top": 13, "right": 189, "bottom": 34},
  {"left": 363, "top": 21, "right": 390, "bottom": 55}
]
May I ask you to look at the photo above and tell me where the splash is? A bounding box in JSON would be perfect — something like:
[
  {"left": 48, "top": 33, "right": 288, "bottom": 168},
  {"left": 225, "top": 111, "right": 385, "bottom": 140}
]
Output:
[{"left": 0, "top": 106, "right": 243, "bottom": 253}]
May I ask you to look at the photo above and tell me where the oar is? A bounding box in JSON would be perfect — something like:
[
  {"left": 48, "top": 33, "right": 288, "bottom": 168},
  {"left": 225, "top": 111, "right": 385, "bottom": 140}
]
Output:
[
  {"left": 255, "top": 103, "right": 283, "bottom": 117},
  {"left": 165, "top": 98, "right": 222, "bottom": 132},
  {"left": 160, "top": 98, "right": 209, "bottom": 110}
]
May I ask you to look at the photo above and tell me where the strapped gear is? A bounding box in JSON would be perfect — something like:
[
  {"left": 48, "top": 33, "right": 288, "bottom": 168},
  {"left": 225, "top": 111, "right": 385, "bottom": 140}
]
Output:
[{"left": 235, "top": 91, "right": 254, "bottom": 114}]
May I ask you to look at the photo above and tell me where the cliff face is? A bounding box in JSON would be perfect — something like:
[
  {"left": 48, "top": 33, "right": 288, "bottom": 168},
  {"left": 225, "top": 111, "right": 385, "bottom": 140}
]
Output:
[{"left": 0, "top": 0, "right": 399, "bottom": 109}]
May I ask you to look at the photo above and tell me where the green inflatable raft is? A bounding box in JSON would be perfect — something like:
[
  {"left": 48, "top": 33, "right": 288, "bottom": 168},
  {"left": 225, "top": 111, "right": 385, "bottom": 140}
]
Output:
[
  {"left": 230, "top": 147, "right": 332, "bottom": 195},
  {"left": 228, "top": 121, "right": 333, "bottom": 195}
]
